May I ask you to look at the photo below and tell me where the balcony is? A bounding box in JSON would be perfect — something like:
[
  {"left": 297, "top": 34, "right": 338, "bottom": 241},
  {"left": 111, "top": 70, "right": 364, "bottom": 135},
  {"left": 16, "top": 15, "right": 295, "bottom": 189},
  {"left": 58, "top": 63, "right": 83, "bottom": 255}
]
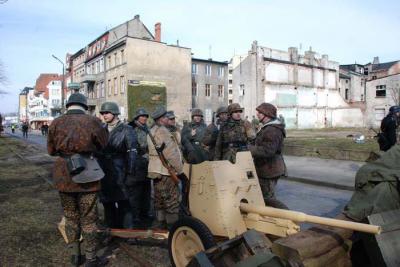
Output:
[{"left": 81, "top": 73, "right": 101, "bottom": 84}]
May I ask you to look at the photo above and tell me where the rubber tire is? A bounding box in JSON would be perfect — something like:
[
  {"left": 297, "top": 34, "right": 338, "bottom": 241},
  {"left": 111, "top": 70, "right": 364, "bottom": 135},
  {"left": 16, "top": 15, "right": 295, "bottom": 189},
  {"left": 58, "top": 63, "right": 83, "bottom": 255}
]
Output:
[
  {"left": 168, "top": 216, "right": 216, "bottom": 267},
  {"left": 265, "top": 198, "right": 289, "bottom": 210}
]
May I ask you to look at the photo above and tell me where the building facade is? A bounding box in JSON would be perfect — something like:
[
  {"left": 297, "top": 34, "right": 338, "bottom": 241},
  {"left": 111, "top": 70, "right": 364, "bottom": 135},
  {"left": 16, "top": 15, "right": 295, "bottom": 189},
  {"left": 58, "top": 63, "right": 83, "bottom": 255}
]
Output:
[
  {"left": 191, "top": 58, "right": 228, "bottom": 123},
  {"left": 231, "top": 41, "right": 364, "bottom": 129}
]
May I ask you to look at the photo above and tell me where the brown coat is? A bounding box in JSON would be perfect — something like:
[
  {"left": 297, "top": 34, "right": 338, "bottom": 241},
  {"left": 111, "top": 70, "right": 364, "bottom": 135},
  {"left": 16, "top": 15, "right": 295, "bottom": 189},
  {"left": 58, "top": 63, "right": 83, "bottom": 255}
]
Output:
[
  {"left": 249, "top": 119, "right": 286, "bottom": 179},
  {"left": 47, "top": 110, "right": 108, "bottom": 192}
]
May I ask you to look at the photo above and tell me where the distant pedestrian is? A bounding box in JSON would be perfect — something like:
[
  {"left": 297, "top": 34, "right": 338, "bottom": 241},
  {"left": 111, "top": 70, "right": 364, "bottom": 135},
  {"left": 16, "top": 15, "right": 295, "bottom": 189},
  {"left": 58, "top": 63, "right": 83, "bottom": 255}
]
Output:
[
  {"left": 21, "top": 122, "right": 29, "bottom": 138},
  {"left": 11, "top": 124, "right": 15, "bottom": 134}
]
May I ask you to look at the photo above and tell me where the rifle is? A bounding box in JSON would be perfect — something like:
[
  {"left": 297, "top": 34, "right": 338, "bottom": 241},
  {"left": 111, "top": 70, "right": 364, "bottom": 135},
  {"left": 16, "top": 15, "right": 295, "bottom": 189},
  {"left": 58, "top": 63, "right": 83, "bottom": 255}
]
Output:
[{"left": 134, "top": 121, "right": 179, "bottom": 184}]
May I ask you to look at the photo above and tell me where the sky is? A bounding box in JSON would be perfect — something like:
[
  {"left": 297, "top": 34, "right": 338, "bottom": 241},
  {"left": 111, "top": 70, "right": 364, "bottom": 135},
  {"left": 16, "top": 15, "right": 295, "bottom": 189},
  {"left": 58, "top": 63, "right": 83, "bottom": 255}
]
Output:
[{"left": 0, "top": 0, "right": 399, "bottom": 113}]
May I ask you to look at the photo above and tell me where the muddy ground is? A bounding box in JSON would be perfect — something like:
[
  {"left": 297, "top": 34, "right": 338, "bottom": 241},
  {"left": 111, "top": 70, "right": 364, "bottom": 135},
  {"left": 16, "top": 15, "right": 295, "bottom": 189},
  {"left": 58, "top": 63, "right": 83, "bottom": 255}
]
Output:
[{"left": 0, "top": 136, "right": 170, "bottom": 267}]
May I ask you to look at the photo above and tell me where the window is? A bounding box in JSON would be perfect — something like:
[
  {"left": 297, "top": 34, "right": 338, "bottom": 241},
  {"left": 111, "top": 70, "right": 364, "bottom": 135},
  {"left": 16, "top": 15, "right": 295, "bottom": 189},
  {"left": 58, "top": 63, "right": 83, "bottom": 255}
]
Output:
[
  {"left": 361, "top": 94, "right": 364, "bottom": 101},
  {"left": 205, "top": 64, "right": 211, "bottom": 76},
  {"left": 114, "top": 53, "right": 118, "bottom": 66},
  {"left": 345, "top": 88, "right": 349, "bottom": 100},
  {"left": 192, "top": 63, "right": 197, "bottom": 74},
  {"left": 361, "top": 80, "right": 363, "bottom": 86},
  {"left": 100, "top": 58, "right": 104, "bottom": 72},
  {"left": 96, "top": 83, "right": 100, "bottom": 98},
  {"left": 108, "top": 79, "right": 111, "bottom": 96},
  {"left": 229, "top": 80, "right": 232, "bottom": 85},
  {"left": 96, "top": 61, "right": 100, "bottom": 74},
  {"left": 376, "top": 85, "right": 386, "bottom": 97},
  {"left": 218, "top": 85, "right": 224, "bottom": 97},
  {"left": 91, "top": 63, "right": 95, "bottom": 74},
  {"left": 229, "top": 69, "right": 233, "bottom": 74},
  {"left": 205, "top": 84, "right": 211, "bottom": 97},
  {"left": 101, "top": 82, "right": 105, "bottom": 98},
  {"left": 114, "top": 77, "right": 118, "bottom": 95},
  {"left": 239, "top": 84, "right": 245, "bottom": 96},
  {"left": 108, "top": 56, "right": 111, "bottom": 69},
  {"left": 218, "top": 66, "right": 224, "bottom": 77},
  {"left": 192, "top": 81, "right": 197, "bottom": 96},
  {"left": 229, "top": 89, "right": 233, "bottom": 94},
  {"left": 121, "top": 50, "right": 125, "bottom": 64},
  {"left": 120, "top": 76, "right": 125, "bottom": 94},
  {"left": 229, "top": 99, "right": 233, "bottom": 104},
  {"left": 345, "top": 80, "right": 348, "bottom": 84},
  {"left": 372, "top": 75, "right": 377, "bottom": 80}
]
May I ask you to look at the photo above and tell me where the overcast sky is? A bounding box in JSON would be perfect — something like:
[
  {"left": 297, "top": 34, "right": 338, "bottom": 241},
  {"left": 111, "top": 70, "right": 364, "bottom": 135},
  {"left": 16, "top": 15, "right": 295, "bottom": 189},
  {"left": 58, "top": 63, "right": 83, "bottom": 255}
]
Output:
[{"left": 0, "top": 0, "right": 399, "bottom": 113}]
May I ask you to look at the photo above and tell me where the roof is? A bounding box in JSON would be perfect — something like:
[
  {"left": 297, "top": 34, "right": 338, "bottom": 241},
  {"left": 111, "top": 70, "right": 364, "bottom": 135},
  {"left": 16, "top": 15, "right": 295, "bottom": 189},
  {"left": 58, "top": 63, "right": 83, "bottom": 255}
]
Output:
[
  {"left": 19, "top": 87, "right": 33, "bottom": 95},
  {"left": 192, "top": 57, "right": 228, "bottom": 65},
  {"left": 34, "top": 74, "right": 62, "bottom": 99},
  {"left": 339, "top": 73, "right": 351, "bottom": 79},
  {"left": 371, "top": 60, "right": 399, "bottom": 72}
]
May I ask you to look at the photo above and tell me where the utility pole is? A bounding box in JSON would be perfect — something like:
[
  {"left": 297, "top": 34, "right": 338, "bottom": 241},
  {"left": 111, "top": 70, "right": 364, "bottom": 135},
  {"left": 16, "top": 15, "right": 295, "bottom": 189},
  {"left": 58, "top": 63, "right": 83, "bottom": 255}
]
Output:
[{"left": 52, "top": 55, "right": 65, "bottom": 113}]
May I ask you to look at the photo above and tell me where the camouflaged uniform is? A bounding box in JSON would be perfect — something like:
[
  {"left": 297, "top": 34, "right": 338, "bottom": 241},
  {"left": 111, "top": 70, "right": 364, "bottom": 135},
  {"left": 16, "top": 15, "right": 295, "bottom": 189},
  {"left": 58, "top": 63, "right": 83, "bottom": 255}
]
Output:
[
  {"left": 47, "top": 108, "right": 108, "bottom": 260},
  {"left": 214, "top": 119, "right": 256, "bottom": 162},
  {"left": 147, "top": 122, "right": 183, "bottom": 225},
  {"left": 181, "top": 121, "right": 208, "bottom": 164}
]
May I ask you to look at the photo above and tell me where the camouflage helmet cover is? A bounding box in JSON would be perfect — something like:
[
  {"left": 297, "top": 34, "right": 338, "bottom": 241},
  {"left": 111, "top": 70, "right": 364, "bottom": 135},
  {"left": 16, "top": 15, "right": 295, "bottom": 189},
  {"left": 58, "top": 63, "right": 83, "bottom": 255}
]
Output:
[
  {"left": 66, "top": 93, "right": 88, "bottom": 110},
  {"left": 191, "top": 108, "right": 203, "bottom": 117},
  {"left": 151, "top": 106, "right": 167, "bottom": 120},
  {"left": 216, "top": 106, "right": 228, "bottom": 117},
  {"left": 134, "top": 108, "right": 149, "bottom": 119},
  {"left": 256, "top": 103, "right": 277, "bottom": 118},
  {"left": 100, "top": 102, "right": 120, "bottom": 115},
  {"left": 227, "top": 103, "right": 244, "bottom": 114}
]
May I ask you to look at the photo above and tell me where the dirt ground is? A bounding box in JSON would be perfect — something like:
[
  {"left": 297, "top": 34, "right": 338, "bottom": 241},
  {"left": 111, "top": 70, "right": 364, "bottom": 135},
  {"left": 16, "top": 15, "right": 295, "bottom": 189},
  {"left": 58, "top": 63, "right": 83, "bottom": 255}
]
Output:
[{"left": 0, "top": 136, "right": 170, "bottom": 267}]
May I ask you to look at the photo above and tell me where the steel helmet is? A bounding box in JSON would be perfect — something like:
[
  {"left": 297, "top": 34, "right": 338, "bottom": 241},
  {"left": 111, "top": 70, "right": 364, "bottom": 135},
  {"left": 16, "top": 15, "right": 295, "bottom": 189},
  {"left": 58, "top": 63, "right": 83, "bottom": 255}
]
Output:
[
  {"left": 256, "top": 103, "right": 277, "bottom": 118},
  {"left": 227, "top": 103, "right": 244, "bottom": 114},
  {"left": 100, "top": 102, "right": 120, "bottom": 115},
  {"left": 134, "top": 108, "right": 149, "bottom": 120},
  {"left": 66, "top": 93, "right": 88, "bottom": 110}
]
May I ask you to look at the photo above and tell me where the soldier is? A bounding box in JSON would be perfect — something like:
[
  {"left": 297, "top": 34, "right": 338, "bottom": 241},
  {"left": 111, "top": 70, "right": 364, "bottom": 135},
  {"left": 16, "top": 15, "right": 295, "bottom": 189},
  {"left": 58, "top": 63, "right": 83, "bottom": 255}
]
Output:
[
  {"left": 127, "top": 108, "right": 152, "bottom": 228},
  {"left": 181, "top": 108, "right": 208, "bottom": 164},
  {"left": 380, "top": 105, "right": 400, "bottom": 151},
  {"left": 248, "top": 103, "right": 287, "bottom": 208},
  {"left": 202, "top": 106, "right": 228, "bottom": 160},
  {"left": 166, "top": 110, "right": 181, "bottom": 144},
  {"left": 214, "top": 103, "right": 256, "bottom": 162},
  {"left": 21, "top": 122, "right": 29, "bottom": 138},
  {"left": 47, "top": 93, "right": 108, "bottom": 267},
  {"left": 98, "top": 102, "right": 137, "bottom": 229},
  {"left": 147, "top": 106, "right": 183, "bottom": 228},
  {"left": 251, "top": 115, "right": 260, "bottom": 131}
]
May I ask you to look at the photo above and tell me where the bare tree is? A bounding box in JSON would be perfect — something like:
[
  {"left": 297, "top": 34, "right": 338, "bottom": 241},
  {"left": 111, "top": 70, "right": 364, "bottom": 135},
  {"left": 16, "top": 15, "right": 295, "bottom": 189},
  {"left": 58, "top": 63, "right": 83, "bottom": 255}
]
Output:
[
  {"left": 388, "top": 81, "right": 400, "bottom": 106},
  {"left": 0, "top": 59, "right": 8, "bottom": 95}
]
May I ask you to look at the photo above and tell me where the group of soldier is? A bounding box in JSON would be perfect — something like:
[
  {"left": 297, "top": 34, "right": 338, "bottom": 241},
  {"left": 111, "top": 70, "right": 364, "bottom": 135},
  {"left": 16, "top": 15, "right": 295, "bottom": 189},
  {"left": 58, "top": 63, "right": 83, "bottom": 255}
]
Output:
[{"left": 47, "top": 92, "right": 287, "bottom": 267}]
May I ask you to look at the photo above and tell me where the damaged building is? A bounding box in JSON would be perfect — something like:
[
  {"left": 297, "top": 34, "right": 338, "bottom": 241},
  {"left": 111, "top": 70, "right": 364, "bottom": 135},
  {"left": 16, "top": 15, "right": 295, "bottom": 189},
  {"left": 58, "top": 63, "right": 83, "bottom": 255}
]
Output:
[{"left": 230, "top": 41, "right": 364, "bottom": 129}]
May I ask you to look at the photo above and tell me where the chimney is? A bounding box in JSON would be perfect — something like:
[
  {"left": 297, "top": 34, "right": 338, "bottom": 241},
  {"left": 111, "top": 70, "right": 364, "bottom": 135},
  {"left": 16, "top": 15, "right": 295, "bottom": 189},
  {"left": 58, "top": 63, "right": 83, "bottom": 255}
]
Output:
[
  {"left": 134, "top": 14, "right": 140, "bottom": 20},
  {"left": 155, "top": 22, "right": 161, "bottom": 42},
  {"left": 373, "top": 56, "right": 380, "bottom": 65}
]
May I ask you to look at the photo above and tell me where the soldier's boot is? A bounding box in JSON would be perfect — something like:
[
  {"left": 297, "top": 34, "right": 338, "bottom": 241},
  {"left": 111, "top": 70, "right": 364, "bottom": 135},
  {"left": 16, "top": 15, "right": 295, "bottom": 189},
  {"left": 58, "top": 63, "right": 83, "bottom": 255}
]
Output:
[
  {"left": 69, "top": 241, "right": 85, "bottom": 266},
  {"left": 166, "top": 213, "right": 179, "bottom": 230},
  {"left": 84, "top": 257, "right": 108, "bottom": 267},
  {"left": 151, "top": 210, "right": 167, "bottom": 229}
]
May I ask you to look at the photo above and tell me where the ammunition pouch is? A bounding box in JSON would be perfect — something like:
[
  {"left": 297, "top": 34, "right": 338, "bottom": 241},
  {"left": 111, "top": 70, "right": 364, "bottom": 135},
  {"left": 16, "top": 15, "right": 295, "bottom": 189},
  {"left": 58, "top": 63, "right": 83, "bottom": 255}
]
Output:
[{"left": 66, "top": 154, "right": 87, "bottom": 175}]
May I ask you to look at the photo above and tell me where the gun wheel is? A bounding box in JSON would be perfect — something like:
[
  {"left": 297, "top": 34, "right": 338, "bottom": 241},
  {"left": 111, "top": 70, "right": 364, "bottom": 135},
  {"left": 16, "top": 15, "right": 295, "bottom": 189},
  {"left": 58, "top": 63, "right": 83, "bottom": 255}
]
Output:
[{"left": 168, "top": 217, "right": 216, "bottom": 267}]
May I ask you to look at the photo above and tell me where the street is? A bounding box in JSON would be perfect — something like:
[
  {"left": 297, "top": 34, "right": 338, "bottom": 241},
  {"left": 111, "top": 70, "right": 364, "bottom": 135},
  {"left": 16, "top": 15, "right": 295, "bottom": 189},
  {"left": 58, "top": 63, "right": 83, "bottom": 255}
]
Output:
[{"left": 4, "top": 128, "right": 354, "bottom": 228}]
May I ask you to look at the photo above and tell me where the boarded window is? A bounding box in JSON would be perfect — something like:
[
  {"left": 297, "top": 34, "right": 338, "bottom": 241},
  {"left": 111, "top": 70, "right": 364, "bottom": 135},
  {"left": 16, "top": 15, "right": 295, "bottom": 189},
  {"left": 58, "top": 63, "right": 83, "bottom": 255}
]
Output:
[{"left": 376, "top": 85, "right": 386, "bottom": 97}]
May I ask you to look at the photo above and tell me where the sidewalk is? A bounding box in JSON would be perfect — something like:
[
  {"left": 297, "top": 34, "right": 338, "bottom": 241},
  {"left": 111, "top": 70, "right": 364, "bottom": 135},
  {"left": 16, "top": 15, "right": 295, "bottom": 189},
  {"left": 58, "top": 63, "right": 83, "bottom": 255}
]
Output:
[{"left": 283, "top": 155, "right": 364, "bottom": 191}]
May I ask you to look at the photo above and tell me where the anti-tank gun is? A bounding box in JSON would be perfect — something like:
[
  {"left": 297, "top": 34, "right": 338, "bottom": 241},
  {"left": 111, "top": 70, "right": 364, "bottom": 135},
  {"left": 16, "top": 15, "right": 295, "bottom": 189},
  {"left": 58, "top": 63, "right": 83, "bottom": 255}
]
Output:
[{"left": 168, "top": 151, "right": 380, "bottom": 267}]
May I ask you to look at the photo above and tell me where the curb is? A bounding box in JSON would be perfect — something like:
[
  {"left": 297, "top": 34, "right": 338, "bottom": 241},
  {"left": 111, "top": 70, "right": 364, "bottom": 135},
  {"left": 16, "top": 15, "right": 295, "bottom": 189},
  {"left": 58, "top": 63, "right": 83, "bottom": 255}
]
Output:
[{"left": 282, "top": 176, "right": 355, "bottom": 192}]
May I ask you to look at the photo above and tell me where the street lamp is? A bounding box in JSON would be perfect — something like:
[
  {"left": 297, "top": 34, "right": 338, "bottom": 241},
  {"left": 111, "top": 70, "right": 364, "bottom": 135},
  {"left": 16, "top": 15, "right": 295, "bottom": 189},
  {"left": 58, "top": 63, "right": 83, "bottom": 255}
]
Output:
[{"left": 52, "top": 54, "right": 65, "bottom": 113}]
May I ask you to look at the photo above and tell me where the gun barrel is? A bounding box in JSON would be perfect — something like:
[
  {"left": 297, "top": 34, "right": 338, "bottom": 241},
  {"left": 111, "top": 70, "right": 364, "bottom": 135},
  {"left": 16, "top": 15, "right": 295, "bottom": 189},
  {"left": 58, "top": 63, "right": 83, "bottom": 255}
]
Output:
[{"left": 239, "top": 203, "right": 381, "bottom": 235}]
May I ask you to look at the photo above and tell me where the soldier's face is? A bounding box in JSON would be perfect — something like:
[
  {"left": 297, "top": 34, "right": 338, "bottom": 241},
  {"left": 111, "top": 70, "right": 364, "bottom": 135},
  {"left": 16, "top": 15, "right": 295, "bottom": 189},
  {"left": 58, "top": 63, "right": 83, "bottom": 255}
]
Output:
[
  {"left": 138, "top": 116, "right": 148, "bottom": 125},
  {"left": 219, "top": 113, "right": 228, "bottom": 122},
  {"left": 158, "top": 116, "right": 169, "bottom": 126},
  {"left": 168, "top": 118, "right": 176, "bottom": 126},
  {"left": 193, "top": 116, "right": 202, "bottom": 123},
  {"left": 231, "top": 111, "right": 242, "bottom": 120},
  {"left": 101, "top": 112, "right": 115, "bottom": 123}
]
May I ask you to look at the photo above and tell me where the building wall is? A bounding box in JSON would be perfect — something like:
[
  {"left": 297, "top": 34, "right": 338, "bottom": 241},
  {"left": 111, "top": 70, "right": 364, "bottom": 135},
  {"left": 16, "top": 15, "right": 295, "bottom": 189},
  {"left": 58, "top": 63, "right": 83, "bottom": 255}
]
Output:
[
  {"left": 231, "top": 42, "right": 364, "bottom": 128},
  {"left": 191, "top": 59, "right": 228, "bottom": 124},
  {"left": 105, "top": 38, "right": 191, "bottom": 122},
  {"left": 365, "top": 73, "right": 400, "bottom": 127}
]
